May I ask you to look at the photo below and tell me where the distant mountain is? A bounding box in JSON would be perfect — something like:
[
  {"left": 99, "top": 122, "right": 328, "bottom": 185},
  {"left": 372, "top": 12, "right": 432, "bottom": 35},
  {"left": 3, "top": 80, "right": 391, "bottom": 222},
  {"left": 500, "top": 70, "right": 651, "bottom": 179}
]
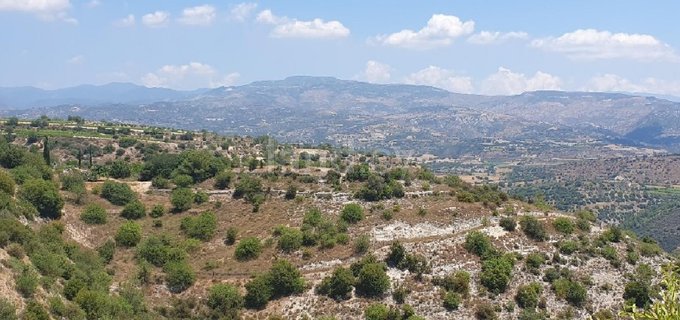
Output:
[
  {"left": 3, "top": 76, "right": 680, "bottom": 155},
  {"left": 0, "top": 82, "right": 207, "bottom": 109}
]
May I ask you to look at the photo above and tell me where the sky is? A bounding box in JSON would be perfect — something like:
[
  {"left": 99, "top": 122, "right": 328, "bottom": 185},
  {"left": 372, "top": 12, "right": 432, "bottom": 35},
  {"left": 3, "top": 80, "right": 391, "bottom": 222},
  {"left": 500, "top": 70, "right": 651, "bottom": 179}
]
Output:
[{"left": 1, "top": 0, "right": 680, "bottom": 96}]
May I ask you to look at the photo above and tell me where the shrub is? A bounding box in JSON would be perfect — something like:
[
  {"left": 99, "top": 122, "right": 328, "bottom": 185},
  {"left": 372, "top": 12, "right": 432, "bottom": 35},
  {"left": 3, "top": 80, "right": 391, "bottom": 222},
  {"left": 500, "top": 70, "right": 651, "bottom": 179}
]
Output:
[
  {"left": 171, "top": 188, "right": 194, "bottom": 212},
  {"left": 15, "top": 267, "right": 38, "bottom": 298},
  {"left": 559, "top": 240, "right": 579, "bottom": 255},
  {"left": 552, "top": 279, "right": 587, "bottom": 307},
  {"left": 553, "top": 217, "right": 575, "bottom": 235},
  {"left": 214, "top": 171, "right": 234, "bottom": 190},
  {"left": 364, "top": 303, "right": 389, "bottom": 320},
  {"left": 235, "top": 237, "right": 262, "bottom": 261},
  {"left": 194, "top": 190, "right": 209, "bottom": 204},
  {"left": 151, "top": 176, "right": 169, "bottom": 189},
  {"left": 100, "top": 181, "right": 135, "bottom": 206},
  {"left": 0, "top": 170, "right": 15, "bottom": 196},
  {"left": 149, "top": 204, "right": 165, "bottom": 218},
  {"left": 108, "top": 160, "right": 131, "bottom": 179},
  {"left": 520, "top": 216, "right": 548, "bottom": 241},
  {"left": 137, "top": 235, "right": 186, "bottom": 267},
  {"left": 276, "top": 228, "right": 303, "bottom": 253},
  {"left": 172, "top": 174, "right": 194, "bottom": 188},
  {"left": 525, "top": 252, "right": 546, "bottom": 272},
  {"left": 340, "top": 203, "right": 364, "bottom": 224},
  {"left": 480, "top": 256, "right": 514, "bottom": 294},
  {"left": 435, "top": 271, "right": 470, "bottom": 297},
  {"left": 97, "top": 239, "right": 116, "bottom": 264},
  {"left": 515, "top": 282, "right": 543, "bottom": 309},
  {"left": 464, "top": 231, "right": 494, "bottom": 257},
  {"left": 120, "top": 200, "right": 146, "bottom": 219},
  {"left": 180, "top": 211, "right": 217, "bottom": 241},
  {"left": 206, "top": 284, "right": 243, "bottom": 319},
  {"left": 224, "top": 227, "right": 237, "bottom": 245},
  {"left": 623, "top": 281, "right": 651, "bottom": 308},
  {"left": 475, "top": 302, "right": 498, "bottom": 320},
  {"left": 19, "top": 179, "right": 64, "bottom": 219},
  {"left": 268, "top": 259, "right": 305, "bottom": 297},
  {"left": 317, "top": 267, "right": 355, "bottom": 300},
  {"left": 386, "top": 241, "right": 407, "bottom": 267},
  {"left": 443, "top": 291, "right": 462, "bottom": 310},
  {"left": 499, "top": 217, "right": 516, "bottom": 231},
  {"left": 0, "top": 298, "right": 17, "bottom": 320},
  {"left": 354, "top": 235, "right": 370, "bottom": 254},
  {"left": 59, "top": 171, "right": 84, "bottom": 192},
  {"left": 356, "top": 263, "right": 390, "bottom": 297},
  {"left": 164, "top": 262, "right": 195, "bottom": 293},
  {"left": 244, "top": 275, "right": 272, "bottom": 309},
  {"left": 115, "top": 221, "right": 142, "bottom": 247},
  {"left": 284, "top": 184, "right": 297, "bottom": 200},
  {"left": 80, "top": 204, "right": 107, "bottom": 224},
  {"left": 24, "top": 300, "right": 50, "bottom": 320}
]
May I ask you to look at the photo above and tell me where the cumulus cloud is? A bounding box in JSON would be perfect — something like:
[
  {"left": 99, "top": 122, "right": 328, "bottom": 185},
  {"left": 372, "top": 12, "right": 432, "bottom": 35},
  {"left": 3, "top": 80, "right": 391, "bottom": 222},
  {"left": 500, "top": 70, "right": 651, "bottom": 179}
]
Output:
[
  {"left": 467, "top": 31, "right": 528, "bottom": 45},
  {"left": 229, "top": 2, "right": 257, "bottom": 22},
  {"left": 374, "top": 14, "right": 474, "bottom": 49},
  {"left": 356, "top": 60, "right": 392, "bottom": 83},
  {"left": 178, "top": 5, "right": 216, "bottom": 26},
  {"left": 142, "top": 11, "right": 170, "bottom": 28},
  {"left": 404, "top": 66, "right": 473, "bottom": 93},
  {"left": 480, "top": 67, "right": 562, "bottom": 95},
  {"left": 141, "top": 62, "right": 239, "bottom": 90},
  {"left": 256, "top": 9, "right": 350, "bottom": 39},
  {"left": 85, "top": 0, "right": 100, "bottom": 8},
  {"left": 531, "top": 29, "right": 678, "bottom": 61},
  {"left": 114, "top": 14, "right": 135, "bottom": 27},
  {"left": 586, "top": 74, "right": 680, "bottom": 96},
  {"left": 0, "top": 0, "right": 76, "bottom": 23}
]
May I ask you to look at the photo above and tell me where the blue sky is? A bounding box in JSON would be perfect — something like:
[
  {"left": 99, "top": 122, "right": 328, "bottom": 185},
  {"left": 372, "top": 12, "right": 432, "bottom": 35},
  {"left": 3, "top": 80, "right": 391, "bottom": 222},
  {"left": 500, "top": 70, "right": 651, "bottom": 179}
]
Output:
[{"left": 1, "top": 0, "right": 679, "bottom": 96}]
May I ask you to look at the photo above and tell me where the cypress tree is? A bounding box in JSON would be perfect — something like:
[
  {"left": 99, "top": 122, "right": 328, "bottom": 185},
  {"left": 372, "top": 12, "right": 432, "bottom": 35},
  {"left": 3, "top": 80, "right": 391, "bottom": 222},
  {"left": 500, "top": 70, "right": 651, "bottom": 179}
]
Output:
[{"left": 43, "top": 136, "right": 51, "bottom": 165}]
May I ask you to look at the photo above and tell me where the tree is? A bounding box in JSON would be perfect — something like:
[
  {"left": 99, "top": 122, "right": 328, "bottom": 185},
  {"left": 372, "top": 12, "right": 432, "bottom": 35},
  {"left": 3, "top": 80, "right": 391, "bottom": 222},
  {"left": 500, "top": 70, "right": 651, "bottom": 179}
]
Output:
[
  {"left": 172, "top": 174, "right": 193, "bottom": 188},
  {"left": 120, "top": 200, "right": 146, "bottom": 219},
  {"left": 340, "top": 203, "right": 364, "bottom": 224},
  {"left": 165, "top": 262, "right": 196, "bottom": 293},
  {"left": 180, "top": 211, "right": 217, "bottom": 241},
  {"left": 20, "top": 179, "right": 64, "bottom": 219},
  {"left": 214, "top": 171, "right": 234, "bottom": 190},
  {"left": 317, "top": 267, "right": 355, "bottom": 300},
  {"left": 276, "top": 228, "right": 303, "bottom": 253},
  {"left": 515, "top": 282, "right": 543, "bottom": 309},
  {"left": 464, "top": 231, "right": 494, "bottom": 257},
  {"left": 499, "top": 217, "right": 516, "bottom": 231},
  {"left": 115, "top": 221, "right": 142, "bottom": 247},
  {"left": 206, "top": 284, "right": 243, "bottom": 319},
  {"left": 150, "top": 204, "right": 165, "bottom": 218},
  {"left": 80, "top": 204, "right": 107, "bottom": 224},
  {"left": 553, "top": 217, "right": 575, "bottom": 235},
  {"left": 355, "top": 263, "right": 390, "bottom": 297},
  {"left": 101, "top": 181, "right": 136, "bottom": 206},
  {"left": 171, "top": 188, "right": 194, "bottom": 212},
  {"left": 480, "top": 256, "right": 514, "bottom": 294},
  {"left": 624, "top": 281, "right": 651, "bottom": 309},
  {"left": 43, "top": 136, "right": 50, "bottom": 165},
  {"left": 97, "top": 239, "right": 116, "bottom": 264},
  {"left": 244, "top": 275, "right": 272, "bottom": 309},
  {"left": 108, "top": 160, "right": 131, "bottom": 179},
  {"left": 235, "top": 237, "right": 262, "bottom": 261},
  {"left": 268, "top": 259, "right": 305, "bottom": 297},
  {"left": 520, "top": 216, "right": 548, "bottom": 241}
]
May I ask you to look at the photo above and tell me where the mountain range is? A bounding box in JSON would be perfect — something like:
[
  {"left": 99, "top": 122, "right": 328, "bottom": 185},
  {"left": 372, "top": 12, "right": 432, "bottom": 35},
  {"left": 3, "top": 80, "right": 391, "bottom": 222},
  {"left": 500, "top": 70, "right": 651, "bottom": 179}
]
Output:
[{"left": 2, "top": 76, "right": 680, "bottom": 156}]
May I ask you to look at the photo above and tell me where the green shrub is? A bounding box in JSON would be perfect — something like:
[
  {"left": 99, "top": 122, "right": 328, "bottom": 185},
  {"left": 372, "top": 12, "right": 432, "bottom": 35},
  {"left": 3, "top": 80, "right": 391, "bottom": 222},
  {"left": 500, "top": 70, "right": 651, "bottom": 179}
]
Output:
[
  {"left": 435, "top": 271, "right": 470, "bottom": 297},
  {"left": 474, "top": 302, "right": 498, "bottom": 320},
  {"left": 623, "top": 281, "right": 651, "bottom": 308},
  {"left": 97, "top": 239, "right": 116, "bottom": 264},
  {"left": 464, "top": 231, "right": 494, "bottom": 257},
  {"left": 553, "top": 217, "right": 575, "bottom": 235},
  {"left": 108, "top": 160, "right": 131, "bottom": 179},
  {"left": 137, "top": 235, "right": 186, "bottom": 267},
  {"left": 443, "top": 291, "right": 462, "bottom": 310},
  {"left": 194, "top": 191, "right": 209, "bottom": 204},
  {"left": 164, "top": 262, "right": 196, "bottom": 293},
  {"left": 316, "top": 267, "right": 355, "bottom": 300},
  {"left": 115, "top": 221, "right": 142, "bottom": 247},
  {"left": 149, "top": 204, "right": 165, "bottom": 218},
  {"left": 559, "top": 240, "right": 579, "bottom": 255},
  {"left": 552, "top": 279, "right": 587, "bottom": 307},
  {"left": 80, "top": 204, "right": 107, "bottom": 224},
  {"left": 15, "top": 267, "right": 39, "bottom": 298},
  {"left": 100, "top": 181, "right": 135, "bottom": 206},
  {"left": 356, "top": 263, "right": 390, "bottom": 297},
  {"left": 206, "top": 283, "right": 243, "bottom": 319},
  {"left": 268, "top": 259, "right": 305, "bottom": 297},
  {"left": 480, "top": 255, "right": 514, "bottom": 294},
  {"left": 19, "top": 179, "right": 64, "bottom": 219},
  {"left": 364, "top": 303, "right": 389, "bottom": 320},
  {"left": 120, "top": 200, "right": 146, "bottom": 219},
  {"left": 235, "top": 237, "right": 262, "bottom": 261},
  {"left": 151, "top": 176, "right": 169, "bottom": 189},
  {"left": 224, "top": 227, "right": 237, "bottom": 245},
  {"left": 0, "top": 170, "right": 16, "bottom": 195},
  {"left": 340, "top": 203, "right": 364, "bottom": 224},
  {"left": 525, "top": 252, "right": 546, "bottom": 272},
  {"left": 520, "top": 216, "right": 548, "bottom": 241},
  {"left": 515, "top": 282, "right": 543, "bottom": 309},
  {"left": 171, "top": 188, "right": 194, "bottom": 212},
  {"left": 172, "top": 174, "right": 194, "bottom": 188},
  {"left": 354, "top": 234, "right": 370, "bottom": 254},
  {"left": 214, "top": 171, "right": 234, "bottom": 190},
  {"left": 276, "top": 227, "right": 303, "bottom": 253},
  {"left": 24, "top": 300, "right": 50, "bottom": 320},
  {"left": 244, "top": 275, "right": 272, "bottom": 309},
  {"left": 59, "top": 171, "right": 84, "bottom": 192},
  {"left": 499, "top": 217, "right": 516, "bottom": 231},
  {"left": 0, "top": 298, "right": 17, "bottom": 320},
  {"left": 180, "top": 211, "right": 217, "bottom": 241}
]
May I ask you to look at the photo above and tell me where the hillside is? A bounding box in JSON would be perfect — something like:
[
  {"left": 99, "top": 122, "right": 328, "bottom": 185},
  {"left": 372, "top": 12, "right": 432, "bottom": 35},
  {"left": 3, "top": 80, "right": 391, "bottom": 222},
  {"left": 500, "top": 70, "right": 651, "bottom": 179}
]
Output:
[{"left": 0, "top": 118, "right": 677, "bottom": 320}]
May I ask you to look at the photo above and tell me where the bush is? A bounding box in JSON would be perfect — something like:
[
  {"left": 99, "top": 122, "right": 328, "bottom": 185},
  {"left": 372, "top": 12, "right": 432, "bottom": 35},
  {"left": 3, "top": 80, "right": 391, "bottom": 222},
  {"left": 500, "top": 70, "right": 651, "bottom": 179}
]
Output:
[
  {"left": 19, "top": 179, "right": 64, "bottom": 219},
  {"left": 100, "top": 181, "right": 135, "bottom": 206},
  {"left": 214, "top": 171, "right": 234, "bottom": 190},
  {"left": 499, "top": 217, "right": 516, "bottom": 231},
  {"left": 464, "top": 231, "right": 494, "bottom": 257},
  {"left": 244, "top": 275, "right": 272, "bottom": 309},
  {"left": 97, "top": 239, "right": 116, "bottom": 264},
  {"left": 0, "top": 298, "right": 17, "bottom": 320},
  {"left": 0, "top": 170, "right": 15, "bottom": 195},
  {"left": 109, "top": 160, "right": 131, "bottom": 179},
  {"left": 364, "top": 303, "right": 389, "bottom": 320},
  {"left": 552, "top": 279, "right": 587, "bottom": 307},
  {"left": 475, "top": 302, "right": 498, "bottom": 320},
  {"left": 386, "top": 241, "right": 406, "bottom": 267},
  {"left": 180, "top": 211, "right": 217, "bottom": 241},
  {"left": 149, "top": 204, "right": 165, "bottom": 218},
  {"left": 480, "top": 256, "right": 514, "bottom": 294},
  {"left": 443, "top": 291, "right": 462, "bottom": 310},
  {"left": 137, "top": 235, "right": 186, "bottom": 267},
  {"left": 59, "top": 171, "right": 84, "bottom": 192},
  {"left": 356, "top": 263, "right": 390, "bottom": 297},
  {"left": 317, "top": 267, "right": 355, "bottom": 300},
  {"left": 340, "top": 203, "right": 364, "bottom": 224},
  {"left": 206, "top": 284, "right": 243, "bottom": 319},
  {"left": 120, "top": 200, "right": 146, "bottom": 219},
  {"left": 194, "top": 190, "right": 209, "bottom": 204},
  {"left": 525, "top": 252, "right": 546, "bottom": 272},
  {"left": 354, "top": 235, "right": 370, "bottom": 254},
  {"left": 80, "top": 204, "right": 107, "bottom": 224},
  {"left": 115, "top": 221, "right": 142, "bottom": 247},
  {"left": 15, "top": 267, "right": 38, "bottom": 298},
  {"left": 172, "top": 174, "right": 194, "bottom": 188},
  {"left": 151, "top": 176, "right": 169, "bottom": 189},
  {"left": 559, "top": 240, "right": 579, "bottom": 255},
  {"left": 284, "top": 184, "right": 297, "bottom": 200},
  {"left": 171, "top": 188, "right": 194, "bottom": 212},
  {"left": 435, "top": 271, "right": 470, "bottom": 297},
  {"left": 515, "top": 282, "right": 543, "bottom": 309},
  {"left": 24, "top": 300, "right": 50, "bottom": 320},
  {"left": 520, "top": 216, "right": 548, "bottom": 241},
  {"left": 553, "top": 217, "right": 575, "bottom": 235},
  {"left": 224, "top": 227, "right": 237, "bottom": 245},
  {"left": 164, "top": 262, "right": 196, "bottom": 293},
  {"left": 623, "top": 281, "right": 651, "bottom": 308},
  {"left": 276, "top": 228, "right": 303, "bottom": 253},
  {"left": 235, "top": 237, "right": 262, "bottom": 261},
  {"left": 268, "top": 259, "right": 305, "bottom": 297}
]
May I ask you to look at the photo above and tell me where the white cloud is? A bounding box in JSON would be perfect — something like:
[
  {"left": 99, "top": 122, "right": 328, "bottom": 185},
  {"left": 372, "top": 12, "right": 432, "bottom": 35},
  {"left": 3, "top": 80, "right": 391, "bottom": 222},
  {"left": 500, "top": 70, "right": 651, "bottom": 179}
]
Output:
[
  {"left": 374, "top": 14, "right": 474, "bottom": 49},
  {"left": 178, "top": 5, "right": 216, "bottom": 26},
  {"left": 229, "top": 2, "right": 257, "bottom": 22},
  {"left": 114, "top": 14, "right": 135, "bottom": 27},
  {"left": 357, "top": 60, "right": 392, "bottom": 83},
  {"left": 467, "top": 31, "right": 528, "bottom": 45},
  {"left": 586, "top": 74, "right": 680, "bottom": 96},
  {"left": 66, "top": 54, "right": 84, "bottom": 65},
  {"left": 404, "top": 66, "right": 473, "bottom": 93},
  {"left": 0, "top": 0, "right": 76, "bottom": 23},
  {"left": 85, "top": 0, "right": 100, "bottom": 8},
  {"left": 531, "top": 29, "right": 678, "bottom": 61},
  {"left": 142, "top": 11, "right": 170, "bottom": 28},
  {"left": 141, "top": 62, "right": 239, "bottom": 90},
  {"left": 480, "top": 67, "right": 562, "bottom": 95},
  {"left": 256, "top": 9, "right": 350, "bottom": 39}
]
